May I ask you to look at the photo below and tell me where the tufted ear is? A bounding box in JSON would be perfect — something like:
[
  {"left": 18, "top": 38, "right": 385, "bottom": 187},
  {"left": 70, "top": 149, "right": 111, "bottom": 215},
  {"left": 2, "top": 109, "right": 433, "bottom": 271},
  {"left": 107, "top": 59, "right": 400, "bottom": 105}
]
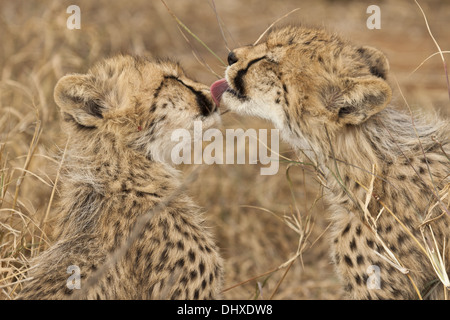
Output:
[
  {"left": 322, "top": 76, "right": 392, "bottom": 125},
  {"left": 357, "top": 46, "right": 390, "bottom": 80},
  {"left": 54, "top": 74, "right": 105, "bottom": 128},
  {"left": 339, "top": 77, "right": 391, "bottom": 125}
]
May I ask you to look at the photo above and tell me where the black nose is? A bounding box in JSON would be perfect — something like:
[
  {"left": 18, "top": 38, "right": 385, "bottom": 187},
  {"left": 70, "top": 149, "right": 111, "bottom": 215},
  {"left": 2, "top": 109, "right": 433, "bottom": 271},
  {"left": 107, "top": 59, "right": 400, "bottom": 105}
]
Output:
[{"left": 227, "top": 51, "right": 238, "bottom": 66}]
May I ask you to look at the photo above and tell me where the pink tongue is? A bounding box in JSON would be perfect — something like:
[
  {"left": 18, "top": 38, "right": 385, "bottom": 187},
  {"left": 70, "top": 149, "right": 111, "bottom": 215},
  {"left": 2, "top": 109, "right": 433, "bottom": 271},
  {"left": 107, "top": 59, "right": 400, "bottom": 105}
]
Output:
[{"left": 210, "top": 78, "right": 229, "bottom": 106}]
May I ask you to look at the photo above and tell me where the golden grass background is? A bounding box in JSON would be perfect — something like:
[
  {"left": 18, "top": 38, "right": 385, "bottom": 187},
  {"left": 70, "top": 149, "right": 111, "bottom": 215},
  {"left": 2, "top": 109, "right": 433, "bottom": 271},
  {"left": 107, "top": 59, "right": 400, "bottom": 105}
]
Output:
[{"left": 0, "top": 0, "right": 449, "bottom": 299}]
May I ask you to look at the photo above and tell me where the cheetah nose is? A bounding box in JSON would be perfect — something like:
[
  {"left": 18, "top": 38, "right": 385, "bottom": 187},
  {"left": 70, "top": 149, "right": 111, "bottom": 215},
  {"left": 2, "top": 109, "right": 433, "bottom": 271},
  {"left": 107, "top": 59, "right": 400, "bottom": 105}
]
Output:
[{"left": 227, "top": 51, "right": 238, "bottom": 66}]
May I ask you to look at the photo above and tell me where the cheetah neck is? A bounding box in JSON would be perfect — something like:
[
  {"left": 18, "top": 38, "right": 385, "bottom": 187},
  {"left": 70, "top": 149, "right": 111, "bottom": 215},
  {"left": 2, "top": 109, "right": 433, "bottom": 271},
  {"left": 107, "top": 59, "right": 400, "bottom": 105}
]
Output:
[
  {"left": 292, "top": 106, "right": 446, "bottom": 196},
  {"left": 333, "top": 107, "right": 444, "bottom": 168},
  {"left": 63, "top": 131, "right": 180, "bottom": 187},
  {"left": 55, "top": 131, "right": 183, "bottom": 238}
]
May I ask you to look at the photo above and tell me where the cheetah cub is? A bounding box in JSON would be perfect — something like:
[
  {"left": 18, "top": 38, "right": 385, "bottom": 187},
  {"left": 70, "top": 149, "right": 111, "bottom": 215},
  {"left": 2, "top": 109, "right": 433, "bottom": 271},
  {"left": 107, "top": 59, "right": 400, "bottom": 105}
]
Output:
[
  {"left": 212, "top": 26, "right": 450, "bottom": 299},
  {"left": 18, "top": 55, "right": 223, "bottom": 299}
]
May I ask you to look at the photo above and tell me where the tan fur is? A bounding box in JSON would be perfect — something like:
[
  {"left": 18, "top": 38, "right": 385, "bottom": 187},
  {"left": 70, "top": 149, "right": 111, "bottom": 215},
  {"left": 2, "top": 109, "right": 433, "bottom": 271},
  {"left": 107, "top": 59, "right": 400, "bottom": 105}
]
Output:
[
  {"left": 218, "top": 26, "right": 450, "bottom": 299},
  {"left": 18, "top": 55, "right": 223, "bottom": 299}
]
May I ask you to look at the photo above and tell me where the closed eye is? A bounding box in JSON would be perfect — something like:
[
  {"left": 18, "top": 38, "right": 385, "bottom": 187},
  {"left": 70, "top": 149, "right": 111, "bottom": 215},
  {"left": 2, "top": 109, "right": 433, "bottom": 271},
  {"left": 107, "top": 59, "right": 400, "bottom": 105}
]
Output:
[
  {"left": 245, "top": 56, "right": 266, "bottom": 69},
  {"left": 164, "top": 75, "right": 215, "bottom": 116},
  {"left": 265, "top": 56, "right": 279, "bottom": 64},
  {"left": 233, "top": 56, "right": 266, "bottom": 96}
]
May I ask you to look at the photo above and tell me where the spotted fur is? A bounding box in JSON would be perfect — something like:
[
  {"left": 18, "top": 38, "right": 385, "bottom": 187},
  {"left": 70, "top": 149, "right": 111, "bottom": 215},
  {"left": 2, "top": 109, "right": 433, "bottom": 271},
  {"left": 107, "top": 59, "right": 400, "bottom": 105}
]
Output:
[
  {"left": 216, "top": 26, "right": 450, "bottom": 299},
  {"left": 18, "top": 55, "right": 223, "bottom": 300}
]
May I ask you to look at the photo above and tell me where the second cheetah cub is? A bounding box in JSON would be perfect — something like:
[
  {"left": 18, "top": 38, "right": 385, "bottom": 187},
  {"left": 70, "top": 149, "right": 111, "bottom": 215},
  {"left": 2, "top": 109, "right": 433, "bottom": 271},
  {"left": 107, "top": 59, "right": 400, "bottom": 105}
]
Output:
[
  {"left": 212, "top": 26, "right": 450, "bottom": 299},
  {"left": 18, "top": 55, "right": 223, "bottom": 299}
]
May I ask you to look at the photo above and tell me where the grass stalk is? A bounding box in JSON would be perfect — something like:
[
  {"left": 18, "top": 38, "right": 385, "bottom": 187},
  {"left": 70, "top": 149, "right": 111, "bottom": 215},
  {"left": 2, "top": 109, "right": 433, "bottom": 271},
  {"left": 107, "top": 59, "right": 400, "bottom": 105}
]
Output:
[{"left": 160, "top": 0, "right": 226, "bottom": 67}]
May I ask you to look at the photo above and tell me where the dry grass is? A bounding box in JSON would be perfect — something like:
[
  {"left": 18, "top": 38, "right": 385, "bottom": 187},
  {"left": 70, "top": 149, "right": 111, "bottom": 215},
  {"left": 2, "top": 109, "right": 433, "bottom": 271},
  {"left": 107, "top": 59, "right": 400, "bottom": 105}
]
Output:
[{"left": 0, "top": 0, "right": 449, "bottom": 300}]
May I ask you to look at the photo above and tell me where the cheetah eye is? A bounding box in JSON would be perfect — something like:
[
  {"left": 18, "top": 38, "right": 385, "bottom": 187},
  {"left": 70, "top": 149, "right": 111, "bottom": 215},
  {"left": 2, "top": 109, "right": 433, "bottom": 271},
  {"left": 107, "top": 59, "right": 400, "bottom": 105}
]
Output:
[
  {"left": 166, "top": 75, "right": 213, "bottom": 116},
  {"left": 265, "top": 56, "right": 279, "bottom": 64}
]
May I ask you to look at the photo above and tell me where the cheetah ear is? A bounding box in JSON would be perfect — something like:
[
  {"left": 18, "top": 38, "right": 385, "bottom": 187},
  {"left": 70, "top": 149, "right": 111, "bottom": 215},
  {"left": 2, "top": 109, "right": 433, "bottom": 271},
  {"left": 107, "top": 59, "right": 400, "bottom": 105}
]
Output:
[
  {"left": 334, "top": 77, "right": 392, "bottom": 125},
  {"left": 54, "top": 74, "right": 104, "bottom": 128},
  {"left": 357, "top": 46, "right": 390, "bottom": 80}
]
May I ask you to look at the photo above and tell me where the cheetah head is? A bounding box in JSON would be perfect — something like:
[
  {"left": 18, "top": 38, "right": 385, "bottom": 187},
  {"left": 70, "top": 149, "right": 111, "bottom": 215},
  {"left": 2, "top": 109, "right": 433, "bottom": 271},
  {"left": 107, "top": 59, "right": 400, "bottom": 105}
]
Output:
[
  {"left": 54, "top": 55, "right": 220, "bottom": 163},
  {"left": 211, "top": 26, "right": 392, "bottom": 149}
]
